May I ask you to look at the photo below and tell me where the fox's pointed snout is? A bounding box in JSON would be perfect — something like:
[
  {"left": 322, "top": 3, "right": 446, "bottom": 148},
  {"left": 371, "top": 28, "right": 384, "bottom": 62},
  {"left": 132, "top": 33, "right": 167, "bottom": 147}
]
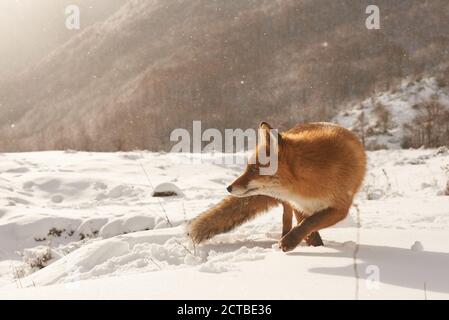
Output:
[{"left": 226, "top": 185, "right": 233, "bottom": 193}]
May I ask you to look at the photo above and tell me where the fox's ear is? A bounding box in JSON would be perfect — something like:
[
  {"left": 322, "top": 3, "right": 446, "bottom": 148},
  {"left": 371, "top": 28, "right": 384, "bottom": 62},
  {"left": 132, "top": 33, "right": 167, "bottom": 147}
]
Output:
[
  {"left": 258, "top": 122, "right": 282, "bottom": 155},
  {"left": 259, "top": 122, "right": 273, "bottom": 130}
]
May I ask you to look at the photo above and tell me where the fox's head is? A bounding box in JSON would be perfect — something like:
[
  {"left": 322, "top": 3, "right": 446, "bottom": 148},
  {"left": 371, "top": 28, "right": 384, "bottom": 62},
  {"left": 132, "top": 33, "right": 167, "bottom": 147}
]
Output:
[{"left": 227, "top": 122, "right": 288, "bottom": 198}]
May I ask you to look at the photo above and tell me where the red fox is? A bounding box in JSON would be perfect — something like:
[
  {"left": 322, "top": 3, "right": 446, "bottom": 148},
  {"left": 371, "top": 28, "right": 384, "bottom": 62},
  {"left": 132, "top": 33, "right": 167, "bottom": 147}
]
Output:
[{"left": 188, "top": 122, "right": 366, "bottom": 252}]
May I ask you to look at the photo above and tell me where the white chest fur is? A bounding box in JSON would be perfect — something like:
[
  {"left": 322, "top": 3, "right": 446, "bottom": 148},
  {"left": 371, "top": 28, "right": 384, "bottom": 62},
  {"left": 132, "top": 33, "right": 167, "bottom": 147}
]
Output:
[{"left": 279, "top": 191, "right": 331, "bottom": 216}]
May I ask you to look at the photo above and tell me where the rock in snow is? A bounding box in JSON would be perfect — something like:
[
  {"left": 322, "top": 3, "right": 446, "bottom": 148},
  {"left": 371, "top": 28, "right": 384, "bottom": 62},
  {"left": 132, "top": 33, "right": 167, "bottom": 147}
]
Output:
[
  {"left": 411, "top": 241, "right": 424, "bottom": 252},
  {"left": 152, "top": 182, "right": 183, "bottom": 197}
]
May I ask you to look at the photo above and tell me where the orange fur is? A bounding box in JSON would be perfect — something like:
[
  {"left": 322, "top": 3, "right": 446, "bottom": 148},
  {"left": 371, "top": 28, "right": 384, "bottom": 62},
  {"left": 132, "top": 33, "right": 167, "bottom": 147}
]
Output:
[
  {"left": 188, "top": 122, "right": 366, "bottom": 251},
  {"left": 188, "top": 195, "right": 278, "bottom": 243}
]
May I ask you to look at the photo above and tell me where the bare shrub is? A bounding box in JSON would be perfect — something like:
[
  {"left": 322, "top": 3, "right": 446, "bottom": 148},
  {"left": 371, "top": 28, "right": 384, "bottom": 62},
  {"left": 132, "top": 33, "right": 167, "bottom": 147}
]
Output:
[
  {"left": 436, "top": 76, "right": 447, "bottom": 88},
  {"left": 366, "top": 142, "right": 388, "bottom": 151},
  {"left": 353, "top": 107, "right": 367, "bottom": 148},
  {"left": 373, "top": 103, "right": 393, "bottom": 134},
  {"left": 403, "top": 100, "right": 449, "bottom": 148},
  {"left": 19, "top": 246, "right": 55, "bottom": 274},
  {"left": 48, "top": 227, "right": 65, "bottom": 237}
]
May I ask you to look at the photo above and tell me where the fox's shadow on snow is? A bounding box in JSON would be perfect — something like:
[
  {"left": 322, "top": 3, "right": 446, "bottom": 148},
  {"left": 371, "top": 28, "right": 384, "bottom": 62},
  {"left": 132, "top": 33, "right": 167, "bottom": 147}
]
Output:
[{"left": 288, "top": 242, "right": 449, "bottom": 294}]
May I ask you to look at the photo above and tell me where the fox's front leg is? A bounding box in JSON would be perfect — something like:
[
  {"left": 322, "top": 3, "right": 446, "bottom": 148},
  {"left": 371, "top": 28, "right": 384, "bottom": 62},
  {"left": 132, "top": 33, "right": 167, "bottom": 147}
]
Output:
[
  {"left": 279, "top": 206, "right": 348, "bottom": 252},
  {"left": 282, "top": 203, "right": 293, "bottom": 237},
  {"left": 281, "top": 207, "right": 323, "bottom": 246}
]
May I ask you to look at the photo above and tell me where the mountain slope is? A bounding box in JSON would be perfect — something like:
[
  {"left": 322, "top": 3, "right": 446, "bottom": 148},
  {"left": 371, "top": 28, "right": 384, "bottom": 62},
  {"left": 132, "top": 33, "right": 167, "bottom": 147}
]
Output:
[
  {"left": 334, "top": 77, "right": 449, "bottom": 149},
  {"left": 1, "top": 0, "right": 448, "bottom": 151}
]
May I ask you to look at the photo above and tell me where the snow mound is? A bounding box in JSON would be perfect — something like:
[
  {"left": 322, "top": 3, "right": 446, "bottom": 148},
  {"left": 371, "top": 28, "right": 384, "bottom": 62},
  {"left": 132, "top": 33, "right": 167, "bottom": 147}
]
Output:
[
  {"left": 99, "top": 214, "right": 158, "bottom": 238},
  {"left": 11, "top": 226, "right": 273, "bottom": 287}
]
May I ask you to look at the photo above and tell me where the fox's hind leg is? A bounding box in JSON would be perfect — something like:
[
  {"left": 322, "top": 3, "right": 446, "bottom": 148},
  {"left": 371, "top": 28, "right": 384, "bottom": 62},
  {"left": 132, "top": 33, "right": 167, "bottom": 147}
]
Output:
[
  {"left": 305, "top": 231, "right": 324, "bottom": 247},
  {"left": 293, "top": 210, "right": 304, "bottom": 225},
  {"left": 282, "top": 203, "right": 293, "bottom": 237}
]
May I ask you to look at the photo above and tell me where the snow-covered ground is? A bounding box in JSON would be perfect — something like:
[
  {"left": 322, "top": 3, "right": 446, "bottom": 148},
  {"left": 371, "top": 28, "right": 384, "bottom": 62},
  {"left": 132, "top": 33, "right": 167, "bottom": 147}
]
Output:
[{"left": 0, "top": 149, "right": 448, "bottom": 299}]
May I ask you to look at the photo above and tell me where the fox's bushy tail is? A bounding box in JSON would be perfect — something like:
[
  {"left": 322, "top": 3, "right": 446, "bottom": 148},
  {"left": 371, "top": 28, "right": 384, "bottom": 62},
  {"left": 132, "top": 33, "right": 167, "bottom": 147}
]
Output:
[{"left": 187, "top": 195, "right": 279, "bottom": 243}]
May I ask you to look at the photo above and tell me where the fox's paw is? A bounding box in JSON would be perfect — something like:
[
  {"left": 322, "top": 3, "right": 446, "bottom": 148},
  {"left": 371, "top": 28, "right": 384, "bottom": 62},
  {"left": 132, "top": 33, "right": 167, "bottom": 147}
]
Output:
[
  {"left": 278, "top": 235, "right": 299, "bottom": 252},
  {"left": 305, "top": 231, "right": 324, "bottom": 247}
]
